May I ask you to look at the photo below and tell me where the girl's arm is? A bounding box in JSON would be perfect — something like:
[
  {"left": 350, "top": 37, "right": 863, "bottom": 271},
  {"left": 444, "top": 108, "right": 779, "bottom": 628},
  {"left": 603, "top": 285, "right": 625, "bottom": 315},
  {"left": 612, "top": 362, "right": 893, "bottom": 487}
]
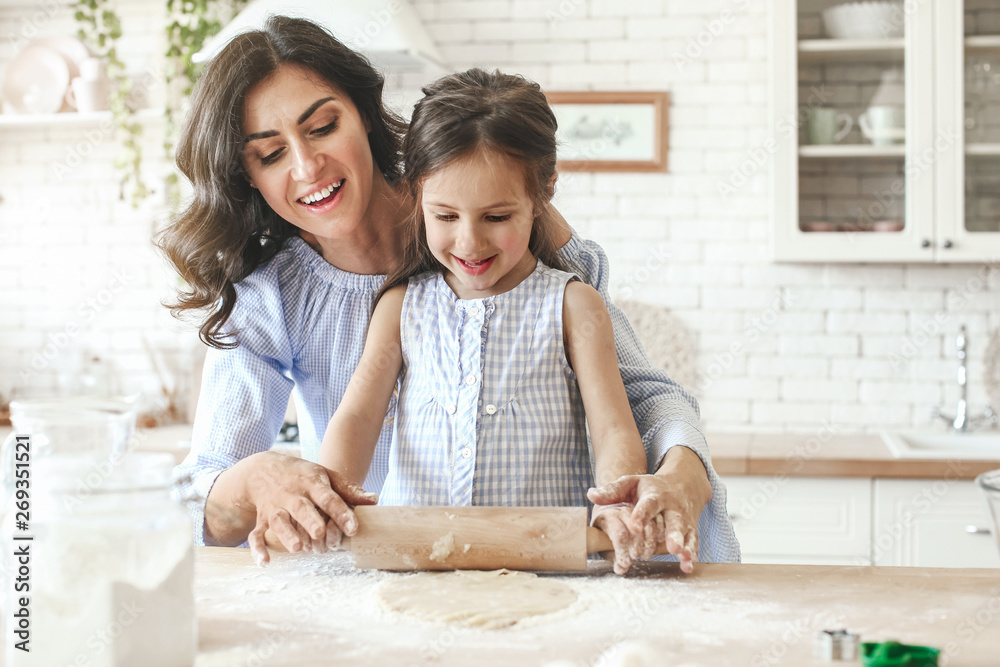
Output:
[
  {"left": 319, "top": 285, "right": 407, "bottom": 486},
  {"left": 562, "top": 281, "right": 648, "bottom": 486}
]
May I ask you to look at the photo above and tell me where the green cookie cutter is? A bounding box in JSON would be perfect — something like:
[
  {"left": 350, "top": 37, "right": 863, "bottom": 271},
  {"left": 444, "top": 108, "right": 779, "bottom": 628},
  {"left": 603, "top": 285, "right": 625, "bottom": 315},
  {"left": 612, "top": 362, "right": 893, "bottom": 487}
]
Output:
[{"left": 860, "top": 640, "right": 940, "bottom": 667}]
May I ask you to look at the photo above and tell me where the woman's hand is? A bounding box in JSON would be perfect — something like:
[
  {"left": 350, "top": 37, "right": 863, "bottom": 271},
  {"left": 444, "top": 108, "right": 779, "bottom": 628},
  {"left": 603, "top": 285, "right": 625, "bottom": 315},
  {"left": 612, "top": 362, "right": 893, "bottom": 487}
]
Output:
[
  {"left": 588, "top": 446, "right": 712, "bottom": 574},
  {"left": 208, "top": 451, "right": 377, "bottom": 565}
]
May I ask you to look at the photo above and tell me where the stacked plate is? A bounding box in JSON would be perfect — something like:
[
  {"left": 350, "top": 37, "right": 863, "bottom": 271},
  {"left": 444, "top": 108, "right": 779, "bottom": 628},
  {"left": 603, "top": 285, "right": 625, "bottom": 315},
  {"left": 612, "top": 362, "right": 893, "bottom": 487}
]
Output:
[
  {"left": 822, "top": 2, "right": 905, "bottom": 40},
  {"left": 2, "top": 36, "right": 91, "bottom": 114}
]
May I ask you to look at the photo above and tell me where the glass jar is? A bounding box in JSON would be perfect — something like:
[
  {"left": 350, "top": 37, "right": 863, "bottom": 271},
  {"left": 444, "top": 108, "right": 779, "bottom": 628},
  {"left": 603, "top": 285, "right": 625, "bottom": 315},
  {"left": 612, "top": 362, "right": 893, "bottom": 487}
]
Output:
[{"left": 3, "top": 452, "right": 195, "bottom": 667}]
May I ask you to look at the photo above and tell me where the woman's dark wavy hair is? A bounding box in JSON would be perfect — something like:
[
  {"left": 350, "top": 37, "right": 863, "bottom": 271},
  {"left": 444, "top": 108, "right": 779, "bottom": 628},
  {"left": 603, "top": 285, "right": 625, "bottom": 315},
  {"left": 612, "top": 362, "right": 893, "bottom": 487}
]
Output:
[
  {"left": 156, "top": 15, "right": 406, "bottom": 348},
  {"left": 378, "top": 68, "right": 566, "bottom": 302}
]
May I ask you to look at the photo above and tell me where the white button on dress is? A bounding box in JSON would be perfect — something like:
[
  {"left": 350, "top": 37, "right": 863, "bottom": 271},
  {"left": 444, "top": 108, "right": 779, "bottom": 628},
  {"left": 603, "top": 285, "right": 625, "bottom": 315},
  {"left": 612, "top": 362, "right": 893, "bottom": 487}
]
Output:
[
  {"left": 460, "top": 447, "right": 472, "bottom": 460},
  {"left": 485, "top": 404, "right": 497, "bottom": 415},
  {"left": 464, "top": 374, "right": 477, "bottom": 386}
]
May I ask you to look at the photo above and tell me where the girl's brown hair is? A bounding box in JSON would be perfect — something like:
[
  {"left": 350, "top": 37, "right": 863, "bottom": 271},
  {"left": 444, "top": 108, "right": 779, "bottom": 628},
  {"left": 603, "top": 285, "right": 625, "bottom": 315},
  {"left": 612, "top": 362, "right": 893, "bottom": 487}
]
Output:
[
  {"left": 156, "top": 15, "right": 407, "bottom": 348},
  {"left": 378, "top": 68, "right": 566, "bottom": 301}
]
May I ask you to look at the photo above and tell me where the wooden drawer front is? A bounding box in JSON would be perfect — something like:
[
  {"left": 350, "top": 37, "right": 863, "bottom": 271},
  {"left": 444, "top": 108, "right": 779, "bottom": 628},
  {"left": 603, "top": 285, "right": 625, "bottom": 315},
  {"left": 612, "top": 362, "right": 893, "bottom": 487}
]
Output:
[
  {"left": 873, "top": 479, "right": 1000, "bottom": 568},
  {"left": 724, "top": 476, "right": 872, "bottom": 565}
]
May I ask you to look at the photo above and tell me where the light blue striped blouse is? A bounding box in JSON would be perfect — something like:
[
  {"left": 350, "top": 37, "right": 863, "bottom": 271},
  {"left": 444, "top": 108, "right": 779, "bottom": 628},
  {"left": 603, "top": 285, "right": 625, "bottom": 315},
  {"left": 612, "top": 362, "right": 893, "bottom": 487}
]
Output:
[
  {"left": 175, "top": 234, "right": 740, "bottom": 563},
  {"left": 380, "top": 262, "right": 591, "bottom": 507}
]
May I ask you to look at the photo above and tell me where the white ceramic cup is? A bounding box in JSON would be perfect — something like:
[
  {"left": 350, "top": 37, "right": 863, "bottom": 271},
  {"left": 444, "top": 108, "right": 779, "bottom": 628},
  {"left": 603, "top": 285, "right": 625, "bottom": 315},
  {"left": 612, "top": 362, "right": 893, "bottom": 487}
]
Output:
[
  {"left": 859, "top": 106, "right": 905, "bottom": 145},
  {"left": 806, "top": 108, "right": 853, "bottom": 145},
  {"left": 66, "top": 76, "right": 110, "bottom": 113}
]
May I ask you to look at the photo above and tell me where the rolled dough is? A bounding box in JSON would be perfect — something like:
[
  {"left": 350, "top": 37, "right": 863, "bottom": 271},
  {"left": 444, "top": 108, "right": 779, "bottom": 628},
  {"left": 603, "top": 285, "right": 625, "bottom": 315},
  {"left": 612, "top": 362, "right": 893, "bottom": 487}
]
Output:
[{"left": 377, "top": 569, "right": 578, "bottom": 630}]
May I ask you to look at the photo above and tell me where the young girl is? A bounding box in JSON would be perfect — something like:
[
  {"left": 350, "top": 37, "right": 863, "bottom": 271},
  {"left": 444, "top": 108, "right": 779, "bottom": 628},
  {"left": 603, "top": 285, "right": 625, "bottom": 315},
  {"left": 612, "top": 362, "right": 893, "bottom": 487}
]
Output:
[{"left": 319, "top": 68, "right": 650, "bottom": 535}]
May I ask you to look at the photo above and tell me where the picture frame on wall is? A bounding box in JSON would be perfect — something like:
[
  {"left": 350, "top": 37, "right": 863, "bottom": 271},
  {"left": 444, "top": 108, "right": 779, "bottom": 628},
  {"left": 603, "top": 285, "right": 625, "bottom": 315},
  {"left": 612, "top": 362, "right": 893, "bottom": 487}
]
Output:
[{"left": 544, "top": 91, "right": 669, "bottom": 172}]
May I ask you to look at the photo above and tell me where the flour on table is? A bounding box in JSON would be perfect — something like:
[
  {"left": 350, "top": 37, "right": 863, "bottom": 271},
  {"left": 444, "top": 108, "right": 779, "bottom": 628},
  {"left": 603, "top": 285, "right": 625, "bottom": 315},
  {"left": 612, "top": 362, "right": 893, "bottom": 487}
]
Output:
[{"left": 377, "top": 569, "right": 578, "bottom": 630}]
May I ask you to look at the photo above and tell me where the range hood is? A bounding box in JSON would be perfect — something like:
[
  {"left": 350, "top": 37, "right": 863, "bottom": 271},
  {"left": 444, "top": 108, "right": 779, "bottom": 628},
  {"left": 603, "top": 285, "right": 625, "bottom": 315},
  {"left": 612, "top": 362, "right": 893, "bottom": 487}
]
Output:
[{"left": 193, "top": 0, "right": 446, "bottom": 71}]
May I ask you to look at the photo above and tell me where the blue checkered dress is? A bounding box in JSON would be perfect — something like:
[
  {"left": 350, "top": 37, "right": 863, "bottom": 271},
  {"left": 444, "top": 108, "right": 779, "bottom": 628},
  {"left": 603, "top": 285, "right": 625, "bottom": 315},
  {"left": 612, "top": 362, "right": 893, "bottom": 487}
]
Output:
[
  {"left": 175, "top": 234, "right": 740, "bottom": 563},
  {"left": 378, "top": 263, "right": 591, "bottom": 507}
]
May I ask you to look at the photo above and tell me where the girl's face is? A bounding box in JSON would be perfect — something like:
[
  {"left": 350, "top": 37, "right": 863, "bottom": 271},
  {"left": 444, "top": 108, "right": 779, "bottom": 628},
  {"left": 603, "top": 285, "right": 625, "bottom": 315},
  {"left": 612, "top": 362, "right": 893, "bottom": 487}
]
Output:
[
  {"left": 242, "top": 64, "right": 378, "bottom": 243},
  {"left": 421, "top": 149, "right": 537, "bottom": 300}
]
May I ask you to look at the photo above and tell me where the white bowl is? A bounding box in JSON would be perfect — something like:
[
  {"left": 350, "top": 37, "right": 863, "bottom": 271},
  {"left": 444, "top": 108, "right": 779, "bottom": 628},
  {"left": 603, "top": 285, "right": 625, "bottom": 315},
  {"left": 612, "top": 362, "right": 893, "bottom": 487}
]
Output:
[
  {"left": 1, "top": 44, "right": 70, "bottom": 114},
  {"left": 822, "top": 2, "right": 905, "bottom": 40}
]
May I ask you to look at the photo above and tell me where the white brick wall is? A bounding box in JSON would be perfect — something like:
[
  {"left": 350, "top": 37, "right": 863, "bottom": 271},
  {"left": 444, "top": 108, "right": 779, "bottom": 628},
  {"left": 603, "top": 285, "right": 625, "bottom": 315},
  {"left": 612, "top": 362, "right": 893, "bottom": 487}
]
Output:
[{"left": 1, "top": 0, "right": 998, "bottom": 435}]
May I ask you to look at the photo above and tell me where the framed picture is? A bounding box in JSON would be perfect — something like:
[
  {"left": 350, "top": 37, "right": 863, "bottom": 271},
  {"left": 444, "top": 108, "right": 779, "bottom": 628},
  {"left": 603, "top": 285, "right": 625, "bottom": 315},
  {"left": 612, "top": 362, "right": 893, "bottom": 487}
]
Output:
[{"left": 545, "top": 91, "right": 669, "bottom": 172}]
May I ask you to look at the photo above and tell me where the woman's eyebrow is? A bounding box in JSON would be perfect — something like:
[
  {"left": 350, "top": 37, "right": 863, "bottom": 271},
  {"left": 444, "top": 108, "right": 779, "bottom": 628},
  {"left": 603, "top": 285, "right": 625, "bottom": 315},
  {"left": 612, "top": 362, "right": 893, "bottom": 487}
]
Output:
[{"left": 243, "top": 97, "right": 337, "bottom": 144}]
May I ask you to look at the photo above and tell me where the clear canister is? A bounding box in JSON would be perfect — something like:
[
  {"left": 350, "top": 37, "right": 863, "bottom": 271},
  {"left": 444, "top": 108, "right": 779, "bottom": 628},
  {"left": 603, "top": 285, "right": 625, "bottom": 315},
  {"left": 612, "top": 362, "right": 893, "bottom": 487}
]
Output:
[{"left": 3, "top": 452, "right": 196, "bottom": 667}]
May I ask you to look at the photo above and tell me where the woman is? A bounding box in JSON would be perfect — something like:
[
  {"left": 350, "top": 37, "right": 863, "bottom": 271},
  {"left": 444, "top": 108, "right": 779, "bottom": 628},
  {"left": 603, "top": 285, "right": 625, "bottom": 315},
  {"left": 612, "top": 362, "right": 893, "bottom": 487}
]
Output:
[{"left": 160, "top": 16, "right": 739, "bottom": 573}]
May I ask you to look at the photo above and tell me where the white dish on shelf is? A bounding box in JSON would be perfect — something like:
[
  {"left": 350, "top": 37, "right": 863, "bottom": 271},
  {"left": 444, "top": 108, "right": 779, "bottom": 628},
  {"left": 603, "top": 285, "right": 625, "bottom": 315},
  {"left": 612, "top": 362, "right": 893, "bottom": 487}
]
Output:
[
  {"left": 1, "top": 45, "right": 71, "bottom": 114},
  {"left": 32, "top": 36, "right": 93, "bottom": 112},
  {"left": 823, "top": 2, "right": 905, "bottom": 40}
]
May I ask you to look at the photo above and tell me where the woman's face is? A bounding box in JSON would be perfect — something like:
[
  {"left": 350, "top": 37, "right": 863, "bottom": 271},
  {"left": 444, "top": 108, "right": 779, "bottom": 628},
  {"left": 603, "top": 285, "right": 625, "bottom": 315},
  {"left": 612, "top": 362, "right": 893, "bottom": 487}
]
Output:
[{"left": 242, "top": 63, "right": 378, "bottom": 241}]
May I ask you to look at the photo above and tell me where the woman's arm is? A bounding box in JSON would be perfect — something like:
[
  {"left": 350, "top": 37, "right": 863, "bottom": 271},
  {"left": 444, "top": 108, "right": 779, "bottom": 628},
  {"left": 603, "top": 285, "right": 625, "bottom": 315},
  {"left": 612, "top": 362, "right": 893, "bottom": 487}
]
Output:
[
  {"left": 557, "top": 232, "right": 741, "bottom": 568},
  {"left": 319, "top": 286, "right": 406, "bottom": 484}
]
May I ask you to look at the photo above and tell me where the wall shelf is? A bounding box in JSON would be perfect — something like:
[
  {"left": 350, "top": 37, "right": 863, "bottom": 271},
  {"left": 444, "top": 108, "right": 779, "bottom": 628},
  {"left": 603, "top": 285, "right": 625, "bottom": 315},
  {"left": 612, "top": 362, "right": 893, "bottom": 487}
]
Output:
[
  {"left": 799, "top": 144, "right": 905, "bottom": 158},
  {"left": 0, "top": 107, "right": 163, "bottom": 128},
  {"left": 798, "top": 38, "right": 904, "bottom": 62},
  {"left": 966, "top": 143, "right": 1000, "bottom": 156},
  {"left": 965, "top": 35, "right": 1000, "bottom": 52}
]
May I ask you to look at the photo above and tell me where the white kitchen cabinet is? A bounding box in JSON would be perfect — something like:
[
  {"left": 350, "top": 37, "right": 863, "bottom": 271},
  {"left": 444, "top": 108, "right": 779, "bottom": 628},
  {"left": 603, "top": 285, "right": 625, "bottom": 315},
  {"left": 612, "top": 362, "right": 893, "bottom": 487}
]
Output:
[
  {"left": 769, "top": 0, "right": 1000, "bottom": 262},
  {"left": 724, "top": 476, "right": 872, "bottom": 565},
  {"left": 872, "top": 478, "right": 1000, "bottom": 568}
]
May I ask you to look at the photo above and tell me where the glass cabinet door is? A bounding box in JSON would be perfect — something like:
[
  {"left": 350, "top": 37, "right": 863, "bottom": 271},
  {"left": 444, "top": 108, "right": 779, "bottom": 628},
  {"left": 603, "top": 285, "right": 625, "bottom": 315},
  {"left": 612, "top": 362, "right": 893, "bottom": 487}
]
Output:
[
  {"left": 935, "top": 0, "right": 1000, "bottom": 261},
  {"left": 964, "top": 3, "right": 1000, "bottom": 234},
  {"left": 771, "top": 0, "right": 936, "bottom": 261}
]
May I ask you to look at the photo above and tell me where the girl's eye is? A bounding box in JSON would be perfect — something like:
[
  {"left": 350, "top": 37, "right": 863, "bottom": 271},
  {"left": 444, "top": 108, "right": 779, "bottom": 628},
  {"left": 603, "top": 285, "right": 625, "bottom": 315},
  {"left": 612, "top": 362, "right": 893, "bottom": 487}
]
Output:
[
  {"left": 486, "top": 214, "right": 512, "bottom": 223},
  {"left": 312, "top": 120, "right": 338, "bottom": 136},
  {"left": 434, "top": 213, "right": 457, "bottom": 221},
  {"left": 260, "top": 149, "right": 283, "bottom": 166}
]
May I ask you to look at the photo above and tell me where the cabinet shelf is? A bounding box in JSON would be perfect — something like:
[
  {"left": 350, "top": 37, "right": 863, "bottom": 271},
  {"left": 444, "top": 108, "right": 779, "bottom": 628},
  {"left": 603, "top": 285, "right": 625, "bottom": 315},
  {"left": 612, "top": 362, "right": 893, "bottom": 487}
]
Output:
[
  {"left": 0, "top": 107, "right": 163, "bottom": 128},
  {"left": 965, "top": 35, "right": 1000, "bottom": 52},
  {"left": 966, "top": 143, "right": 1000, "bottom": 156},
  {"left": 798, "top": 38, "right": 905, "bottom": 62},
  {"left": 799, "top": 144, "right": 905, "bottom": 158}
]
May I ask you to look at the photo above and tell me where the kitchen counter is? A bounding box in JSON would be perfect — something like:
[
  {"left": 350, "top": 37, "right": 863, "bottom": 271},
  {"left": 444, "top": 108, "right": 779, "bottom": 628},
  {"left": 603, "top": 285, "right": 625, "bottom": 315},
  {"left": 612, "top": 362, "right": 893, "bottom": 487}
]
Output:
[
  {"left": 4, "top": 423, "right": 996, "bottom": 478},
  {"left": 193, "top": 546, "right": 1000, "bottom": 666},
  {"left": 708, "top": 432, "right": 1000, "bottom": 480}
]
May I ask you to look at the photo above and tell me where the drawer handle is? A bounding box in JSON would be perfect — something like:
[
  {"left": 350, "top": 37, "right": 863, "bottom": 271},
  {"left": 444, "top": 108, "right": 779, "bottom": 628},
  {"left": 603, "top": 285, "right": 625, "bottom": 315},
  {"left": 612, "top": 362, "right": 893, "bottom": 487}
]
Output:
[{"left": 965, "top": 525, "right": 992, "bottom": 535}]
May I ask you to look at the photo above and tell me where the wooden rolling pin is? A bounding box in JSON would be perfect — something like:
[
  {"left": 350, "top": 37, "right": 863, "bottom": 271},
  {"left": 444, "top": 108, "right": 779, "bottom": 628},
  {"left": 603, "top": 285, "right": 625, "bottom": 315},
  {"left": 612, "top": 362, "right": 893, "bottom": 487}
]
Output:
[{"left": 267, "top": 506, "right": 670, "bottom": 571}]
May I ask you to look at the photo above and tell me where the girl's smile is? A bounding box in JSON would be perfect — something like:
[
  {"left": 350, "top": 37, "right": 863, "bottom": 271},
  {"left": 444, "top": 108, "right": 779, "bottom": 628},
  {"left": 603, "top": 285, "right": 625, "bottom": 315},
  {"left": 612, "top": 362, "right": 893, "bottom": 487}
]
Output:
[{"left": 421, "top": 149, "right": 537, "bottom": 300}]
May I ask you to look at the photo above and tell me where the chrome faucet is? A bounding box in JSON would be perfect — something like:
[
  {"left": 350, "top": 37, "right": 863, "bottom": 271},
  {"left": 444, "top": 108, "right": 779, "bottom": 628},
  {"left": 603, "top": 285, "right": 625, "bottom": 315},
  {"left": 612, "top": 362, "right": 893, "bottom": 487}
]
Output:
[{"left": 935, "top": 325, "right": 998, "bottom": 431}]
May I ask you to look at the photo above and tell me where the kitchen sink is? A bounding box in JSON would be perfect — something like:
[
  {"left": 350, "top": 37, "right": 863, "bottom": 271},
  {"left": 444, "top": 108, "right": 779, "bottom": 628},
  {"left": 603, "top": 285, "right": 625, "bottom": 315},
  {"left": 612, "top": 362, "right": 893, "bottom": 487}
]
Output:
[{"left": 880, "top": 430, "right": 1000, "bottom": 460}]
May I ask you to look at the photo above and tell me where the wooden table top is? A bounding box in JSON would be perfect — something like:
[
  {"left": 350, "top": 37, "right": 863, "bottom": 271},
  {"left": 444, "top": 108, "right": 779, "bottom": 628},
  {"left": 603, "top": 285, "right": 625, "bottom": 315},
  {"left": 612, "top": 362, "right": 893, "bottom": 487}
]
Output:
[{"left": 193, "top": 546, "right": 1000, "bottom": 666}]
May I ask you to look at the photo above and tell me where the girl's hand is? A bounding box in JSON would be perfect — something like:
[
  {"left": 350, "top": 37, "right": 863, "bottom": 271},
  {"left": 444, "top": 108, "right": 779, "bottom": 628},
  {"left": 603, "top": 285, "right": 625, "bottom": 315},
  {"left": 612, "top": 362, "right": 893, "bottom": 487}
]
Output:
[
  {"left": 590, "top": 501, "right": 642, "bottom": 575},
  {"left": 587, "top": 446, "right": 712, "bottom": 574},
  {"left": 226, "top": 451, "right": 377, "bottom": 565}
]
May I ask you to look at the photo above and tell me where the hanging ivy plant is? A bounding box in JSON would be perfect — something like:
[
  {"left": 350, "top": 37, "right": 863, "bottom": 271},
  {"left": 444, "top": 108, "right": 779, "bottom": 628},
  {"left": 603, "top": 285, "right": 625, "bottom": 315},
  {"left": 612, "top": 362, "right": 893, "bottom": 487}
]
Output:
[
  {"left": 164, "top": 0, "right": 249, "bottom": 209},
  {"left": 73, "top": 0, "right": 148, "bottom": 206}
]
